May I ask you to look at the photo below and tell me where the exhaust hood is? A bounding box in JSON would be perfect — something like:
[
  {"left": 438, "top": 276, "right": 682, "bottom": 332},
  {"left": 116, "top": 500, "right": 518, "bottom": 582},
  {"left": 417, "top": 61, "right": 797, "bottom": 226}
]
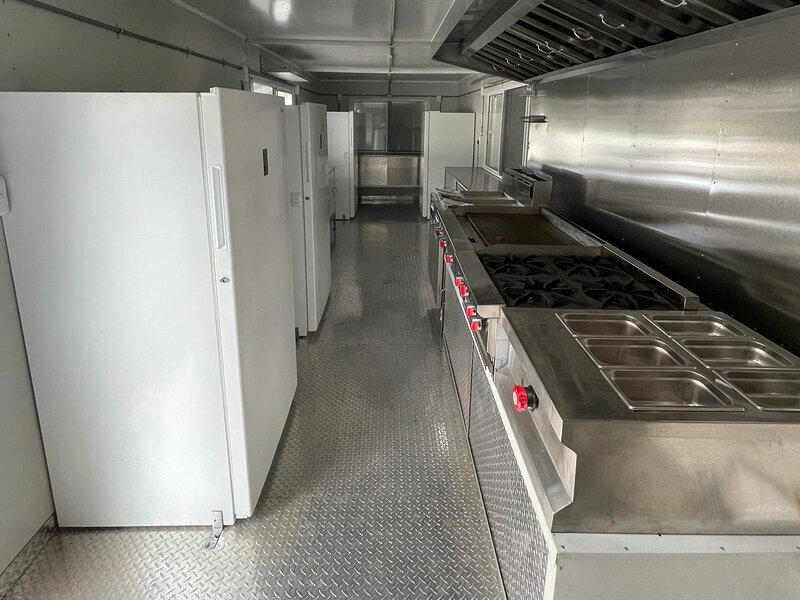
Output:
[{"left": 434, "top": 0, "right": 799, "bottom": 81}]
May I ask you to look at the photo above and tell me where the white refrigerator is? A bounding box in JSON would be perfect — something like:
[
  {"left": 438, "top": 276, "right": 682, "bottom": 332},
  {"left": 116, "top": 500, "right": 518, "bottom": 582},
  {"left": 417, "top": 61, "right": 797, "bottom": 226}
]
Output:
[
  {"left": 327, "top": 111, "right": 356, "bottom": 220},
  {"left": 420, "top": 111, "right": 476, "bottom": 218},
  {"left": 0, "top": 88, "right": 297, "bottom": 527},
  {"left": 284, "top": 103, "right": 332, "bottom": 337}
]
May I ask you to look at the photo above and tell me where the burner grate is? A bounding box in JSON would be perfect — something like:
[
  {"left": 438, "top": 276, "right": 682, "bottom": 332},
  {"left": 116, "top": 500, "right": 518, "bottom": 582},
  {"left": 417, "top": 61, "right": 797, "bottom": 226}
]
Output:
[{"left": 479, "top": 254, "right": 677, "bottom": 310}]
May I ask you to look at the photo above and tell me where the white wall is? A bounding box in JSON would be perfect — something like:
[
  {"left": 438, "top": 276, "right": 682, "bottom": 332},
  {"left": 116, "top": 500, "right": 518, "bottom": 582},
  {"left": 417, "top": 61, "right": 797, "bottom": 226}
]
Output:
[
  {"left": 0, "top": 0, "right": 261, "bottom": 578},
  {"left": 0, "top": 226, "right": 53, "bottom": 574},
  {"left": 0, "top": 0, "right": 256, "bottom": 92}
]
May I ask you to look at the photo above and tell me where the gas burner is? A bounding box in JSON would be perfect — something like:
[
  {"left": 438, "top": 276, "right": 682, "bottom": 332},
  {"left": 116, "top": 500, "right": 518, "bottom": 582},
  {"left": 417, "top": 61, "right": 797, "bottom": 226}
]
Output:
[{"left": 479, "top": 253, "right": 678, "bottom": 310}]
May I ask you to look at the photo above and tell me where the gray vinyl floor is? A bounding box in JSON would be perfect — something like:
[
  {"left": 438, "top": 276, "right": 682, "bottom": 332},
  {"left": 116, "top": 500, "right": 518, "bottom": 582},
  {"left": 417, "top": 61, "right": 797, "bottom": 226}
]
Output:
[{"left": 4, "top": 205, "right": 504, "bottom": 600}]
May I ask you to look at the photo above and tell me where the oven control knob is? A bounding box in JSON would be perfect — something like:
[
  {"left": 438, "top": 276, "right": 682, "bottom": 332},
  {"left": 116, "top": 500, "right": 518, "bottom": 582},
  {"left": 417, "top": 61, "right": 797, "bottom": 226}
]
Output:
[
  {"left": 459, "top": 284, "right": 469, "bottom": 297},
  {"left": 435, "top": 228, "right": 442, "bottom": 237},
  {"left": 440, "top": 239, "right": 447, "bottom": 249},
  {"left": 445, "top": 254, "right": 453, "bottom": 264},
  {"left": 512, "top": 385, "right": 538, "bottom": 412},
  {"left": 465, "top": 305, "right": 476, "bottom": 318},
  {"left": 470, "top": 318, "right": 482, "bottom": 332},
  {"left": 454, "top": 276, "right": 463, "bottom": 287}
]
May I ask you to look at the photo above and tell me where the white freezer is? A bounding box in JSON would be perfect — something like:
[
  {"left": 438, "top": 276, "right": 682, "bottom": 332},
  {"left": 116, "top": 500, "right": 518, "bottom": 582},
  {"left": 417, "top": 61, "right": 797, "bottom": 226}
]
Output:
[
  {"left": 284, "top": 103, "right": 332, "bottom": 336},
  {"left": 420, "top": 111, "right": 476, "bottom": 218},
  {"left": 0, "top": 88, "right": 297, "bottom": 527},
  {"left": 327, "top": 111, "right": 356, "bottom": 220}
]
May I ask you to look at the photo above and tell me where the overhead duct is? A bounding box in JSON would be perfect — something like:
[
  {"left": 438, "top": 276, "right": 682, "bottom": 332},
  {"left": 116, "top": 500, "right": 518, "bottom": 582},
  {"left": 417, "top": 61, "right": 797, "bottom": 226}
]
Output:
[{"left": 435, "top": 0, "right": 799, "bottom": 81}]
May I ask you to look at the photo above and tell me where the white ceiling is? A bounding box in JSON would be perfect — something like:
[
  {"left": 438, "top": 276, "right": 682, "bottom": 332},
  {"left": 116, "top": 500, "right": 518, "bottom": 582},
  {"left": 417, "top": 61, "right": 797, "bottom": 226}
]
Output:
[{"left": 185, "top": 0, "right": 477, "bottom": 81}]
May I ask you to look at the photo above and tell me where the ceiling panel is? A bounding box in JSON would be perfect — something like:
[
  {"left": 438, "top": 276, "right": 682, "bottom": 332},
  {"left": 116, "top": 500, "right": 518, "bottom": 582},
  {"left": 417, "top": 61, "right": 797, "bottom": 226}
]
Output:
[
  {"left": 392, "top": 0, "right": 458, "bottom": 41},
  {"left": 269, "top": 44, "right": 391, "bottom": 70},
  {"left": 189, "top": 0, "right": 392, "bottom": 42},
  {"left": 182, "top": 0, "right": 480, "bottom": 82}
]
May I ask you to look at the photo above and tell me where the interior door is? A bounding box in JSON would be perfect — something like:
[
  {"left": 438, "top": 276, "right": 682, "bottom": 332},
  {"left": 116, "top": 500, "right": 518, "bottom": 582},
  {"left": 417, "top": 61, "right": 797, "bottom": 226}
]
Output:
[
  {"left": 201, "top": 88, "right": 298, "bottom": 518},
  {"left": 302, "top": 103, "right": 332, "bottom": 332}
]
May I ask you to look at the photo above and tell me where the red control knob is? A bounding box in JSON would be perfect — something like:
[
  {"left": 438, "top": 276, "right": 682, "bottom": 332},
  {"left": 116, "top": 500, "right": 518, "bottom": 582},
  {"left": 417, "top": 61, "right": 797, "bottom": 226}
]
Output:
[
  {"left": 465, "top": 306, "right": 475, "bottom": 318},
  {"left": 512, "top": 385, "right": 538, "bottom": 412},
  {"left": 459, "top": 284, "right": 468, "bottom": 297},
  {"left": 445, "top": 254, "right": 453, "bottom": 264},
  {"left": 454, "top": 276, "right": 462, "bottom": 287},
  {"left": 470, "top": 319, "right": 481, "bottom": 332},
  {"left": 440, "top": 239, "right": 447, "bottom": 248},
  {"left": 435, "top": 229, "right": 442, "bottom": 237}
]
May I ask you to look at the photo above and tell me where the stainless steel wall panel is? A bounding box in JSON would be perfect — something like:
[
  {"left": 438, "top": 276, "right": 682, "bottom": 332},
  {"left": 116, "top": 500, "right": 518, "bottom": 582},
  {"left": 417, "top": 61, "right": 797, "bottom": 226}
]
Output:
[
  {"left": 528, "top": 76, "right": 588, "bottom": 174},
  {"left": 624, "top": 45, "right": 729, "bottom": 282},
  {"left": 357, "top": 155, "right": 420, "bottom": 187},
  {"left": 699, "top": 26, "right": 800, "bottom": 347},
  {"left": 526, "top": 12, "right": 800, "bottom": 354},
  {"left": 386, "top": 156, "right": 420, "bottom": 186},
  {"left": 358, "top": 155, "right": 389, "bottom": 186}
]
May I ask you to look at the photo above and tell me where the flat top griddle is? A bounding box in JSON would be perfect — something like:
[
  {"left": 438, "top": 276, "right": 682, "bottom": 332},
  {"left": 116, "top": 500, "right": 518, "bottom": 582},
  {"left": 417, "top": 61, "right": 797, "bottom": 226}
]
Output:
[{"left": 465, "top": 213, "right": 578, "bottom": 246}]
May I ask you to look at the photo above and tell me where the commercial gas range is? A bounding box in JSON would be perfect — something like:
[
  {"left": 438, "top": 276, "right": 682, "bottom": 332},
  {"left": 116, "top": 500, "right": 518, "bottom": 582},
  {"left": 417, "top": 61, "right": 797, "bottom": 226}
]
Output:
[
  {"left": 431, "top": 196, "right": 699, "bottom": 366},
  {"left": 429, "top": 193, "right": 800, "bottom": 599},
  {"left": 427, "top": 189, "right": 521, "bottom": 309}
]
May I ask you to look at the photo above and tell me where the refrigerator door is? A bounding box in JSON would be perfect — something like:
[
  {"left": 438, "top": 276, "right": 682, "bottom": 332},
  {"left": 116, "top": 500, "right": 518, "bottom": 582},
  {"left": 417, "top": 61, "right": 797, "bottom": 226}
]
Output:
[
  {"left": 0, "top": 92, "right": 234, "bottom": 526},
  {"left": 284, "top": 106, "right": 309, "bottom": 336},
  {"left": 348, "top": 112, "right": 357, "bottom": 218},
  {"left": 301, "top": 103, "right": 332, "bottom": 332},
  {"left": 200, "top": 88, "right": 298, "bottom": 519},
  {"left": 327, "top": 111, "right": 355, "bottom": 220},
  {"left": 421, "top": 112, "right": 476, "bottom": 217},
  {"left": 420, "top": 111, "right": 431, "bottom": 217}
]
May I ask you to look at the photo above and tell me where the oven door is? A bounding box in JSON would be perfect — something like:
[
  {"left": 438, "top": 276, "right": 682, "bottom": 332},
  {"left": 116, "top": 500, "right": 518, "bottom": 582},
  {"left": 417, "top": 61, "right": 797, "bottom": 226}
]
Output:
[
  {"left": 442, "top": 263, "right": 473, "bottom": 427},
  {"left": 427, "top": 207, "right": 444, "bottom": 309}
]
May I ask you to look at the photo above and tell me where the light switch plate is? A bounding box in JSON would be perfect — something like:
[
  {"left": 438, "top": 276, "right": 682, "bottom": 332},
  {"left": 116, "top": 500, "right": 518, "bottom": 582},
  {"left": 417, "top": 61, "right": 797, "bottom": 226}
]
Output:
[{"left": 0, "top": 176, "right": 8, "bottom": 215}]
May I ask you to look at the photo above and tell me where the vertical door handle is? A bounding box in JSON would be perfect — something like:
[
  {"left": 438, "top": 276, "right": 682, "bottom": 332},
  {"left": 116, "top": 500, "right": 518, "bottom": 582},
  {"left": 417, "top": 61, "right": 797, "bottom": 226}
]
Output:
[
  {"left": 304, "top": 141, "right": 310, "bottom": 183},
  {"left": 211, "top": 166, "right": 227, "bottom": 250}
]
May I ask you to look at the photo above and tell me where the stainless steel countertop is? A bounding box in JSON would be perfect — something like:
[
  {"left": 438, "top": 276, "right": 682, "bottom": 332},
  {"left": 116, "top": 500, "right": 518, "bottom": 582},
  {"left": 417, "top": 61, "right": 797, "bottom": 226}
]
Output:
[
  {"left": 500, "top": 308, "right": 800, "bottom": 423},
  {"left": 445, "top": 167, "right": 504, "bottom": 192},
  {"left": 494, "top": 307, "right": 800, "bottom": 535}
]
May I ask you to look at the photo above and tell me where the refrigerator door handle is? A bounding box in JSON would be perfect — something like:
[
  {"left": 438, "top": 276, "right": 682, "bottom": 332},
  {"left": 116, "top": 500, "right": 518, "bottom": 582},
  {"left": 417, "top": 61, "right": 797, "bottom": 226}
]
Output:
[
  {"left": 304, "top": 141, "right": 310, "bottom": 184},
  {"left": 211, "top": 165, "right": 227, "bottom": 250}
]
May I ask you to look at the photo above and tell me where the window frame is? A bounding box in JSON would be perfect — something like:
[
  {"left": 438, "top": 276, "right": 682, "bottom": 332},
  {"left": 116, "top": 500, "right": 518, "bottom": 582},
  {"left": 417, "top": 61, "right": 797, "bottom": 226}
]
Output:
[
  {"left": 483, "top": 92, "right": 504, "bottom": 175},
  {"left": 250, "top": 75, "right": 297, "bottom": 106},
  {"left": 478, "top": 80, "right": 529, "bottom": 176}
]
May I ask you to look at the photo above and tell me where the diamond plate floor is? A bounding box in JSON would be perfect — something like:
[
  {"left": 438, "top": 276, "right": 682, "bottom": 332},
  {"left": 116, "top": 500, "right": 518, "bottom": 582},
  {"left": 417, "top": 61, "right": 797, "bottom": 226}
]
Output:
[{"left": 4, "top": 204, "right": 505, "bottom": 600}]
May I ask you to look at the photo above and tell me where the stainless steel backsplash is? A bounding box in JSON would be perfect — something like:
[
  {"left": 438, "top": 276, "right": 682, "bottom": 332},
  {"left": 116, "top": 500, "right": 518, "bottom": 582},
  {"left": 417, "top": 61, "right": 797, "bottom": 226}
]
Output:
[{"left": 526, "top": 10, "right": 800, "bottom": 355}]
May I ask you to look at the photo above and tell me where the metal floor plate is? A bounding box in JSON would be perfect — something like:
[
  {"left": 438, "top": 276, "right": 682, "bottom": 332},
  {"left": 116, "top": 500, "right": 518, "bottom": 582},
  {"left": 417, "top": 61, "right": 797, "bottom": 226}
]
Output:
[{"left": 5, "top": 205, "right": 504, "bottom": 600}]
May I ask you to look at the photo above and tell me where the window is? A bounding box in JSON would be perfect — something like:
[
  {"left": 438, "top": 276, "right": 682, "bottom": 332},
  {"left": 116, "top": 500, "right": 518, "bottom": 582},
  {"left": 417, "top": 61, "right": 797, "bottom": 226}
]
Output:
[
  {"left": 387, "top": 102, "right": 425, "bottom": 153},
  {"left": 276, "top": 90, "right": 294, "bottom": 106},
  {"left": 485, "top": 93, "right": 504, "bottom": 172},
  {"left": 251, "top": 78, "right": 296, "bottom": 106},
  {"left": 354, "top": 102, "right": 388, "bottom": 151},
  {"left": 252, "top": 82, "right": 274, "bottom": 95},
  {"left": 353, "top": 100, "right": 427, "bottom": 153}
]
